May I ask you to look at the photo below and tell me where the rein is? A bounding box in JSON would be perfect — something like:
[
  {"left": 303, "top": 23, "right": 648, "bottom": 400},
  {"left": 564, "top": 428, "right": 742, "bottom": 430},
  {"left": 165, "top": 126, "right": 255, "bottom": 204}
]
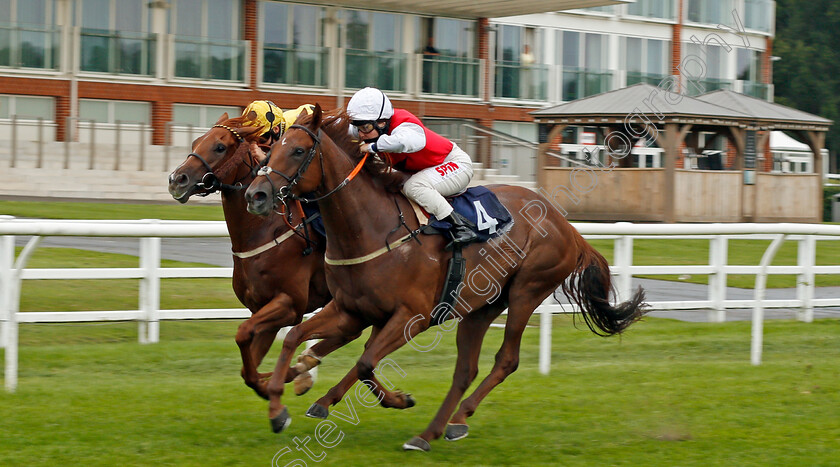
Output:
[
  {"left": 256, "top": 124, "right": 369, "bottom": 204},
  {"left": 187, "top": 125, "right": 256, "bottom": 195}
]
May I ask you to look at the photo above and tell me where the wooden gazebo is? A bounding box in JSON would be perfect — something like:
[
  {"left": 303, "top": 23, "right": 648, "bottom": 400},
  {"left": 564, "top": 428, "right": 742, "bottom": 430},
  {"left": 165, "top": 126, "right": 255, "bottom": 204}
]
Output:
[{"left": 532, "top": 84, "right": 833, "bottom": 222}]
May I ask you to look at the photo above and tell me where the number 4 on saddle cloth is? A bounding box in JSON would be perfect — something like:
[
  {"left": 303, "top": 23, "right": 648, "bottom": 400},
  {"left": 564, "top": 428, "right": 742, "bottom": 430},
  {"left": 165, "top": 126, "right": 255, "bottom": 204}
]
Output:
[
  {"left": 421, "top": 186, "right": 513, "bottom": 241},
  {"left": 299, "top": 185, "right": 513, "bottom": 245}
]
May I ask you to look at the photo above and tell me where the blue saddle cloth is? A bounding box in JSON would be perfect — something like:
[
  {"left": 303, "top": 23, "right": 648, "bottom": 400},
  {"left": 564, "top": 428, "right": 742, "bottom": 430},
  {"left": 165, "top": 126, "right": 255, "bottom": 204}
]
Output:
[
  {"left": 301, "top": 202, "right": 327, "bottom": 238},
  {"left": 428, "top": 186, "right": 513, "bottom": 241}
]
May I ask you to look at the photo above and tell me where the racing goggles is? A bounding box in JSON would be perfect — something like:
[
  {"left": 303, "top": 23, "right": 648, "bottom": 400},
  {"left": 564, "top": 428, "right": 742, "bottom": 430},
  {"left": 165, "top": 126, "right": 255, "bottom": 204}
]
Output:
[{"left": 351, "top": 120, "right": 387, "bottom": 133}]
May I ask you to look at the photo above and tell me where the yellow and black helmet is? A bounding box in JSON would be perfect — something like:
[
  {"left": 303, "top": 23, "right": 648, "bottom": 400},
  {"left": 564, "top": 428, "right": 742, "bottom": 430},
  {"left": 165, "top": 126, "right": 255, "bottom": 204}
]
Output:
[{"left": 242, "top": 100, "right": 283, "bottom": 137}]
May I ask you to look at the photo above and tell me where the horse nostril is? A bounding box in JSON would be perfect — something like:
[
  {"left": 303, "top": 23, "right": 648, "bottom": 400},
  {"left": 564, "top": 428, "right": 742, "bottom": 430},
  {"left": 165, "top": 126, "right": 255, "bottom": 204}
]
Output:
[
  {"left": 175, "top": 173, "right": 189, "bottom": 187},
  {"left": 253, "top": 191, "right": 267, "bottom": 203}
]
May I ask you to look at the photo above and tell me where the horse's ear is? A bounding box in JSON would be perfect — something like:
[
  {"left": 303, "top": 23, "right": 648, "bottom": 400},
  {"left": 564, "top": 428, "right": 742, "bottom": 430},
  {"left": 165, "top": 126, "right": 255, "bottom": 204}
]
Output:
[
  {"left": 311, "top": 103, "right": 322, "bottom": 129},
  {"left": 237, "top": 125, "right": 263, "bottom": 142},
  {"left": 215, "top": 112, "right": 229, "bottom": 125}
]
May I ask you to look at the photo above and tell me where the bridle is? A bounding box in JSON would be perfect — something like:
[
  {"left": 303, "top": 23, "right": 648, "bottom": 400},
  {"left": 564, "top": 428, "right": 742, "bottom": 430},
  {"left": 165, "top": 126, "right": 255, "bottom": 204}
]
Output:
[
  {"left": 187, "top": 124, "right": 257, "bottom": 195},
  {"left": 256, "top": 123, "right": 369, "bottom": 205}
]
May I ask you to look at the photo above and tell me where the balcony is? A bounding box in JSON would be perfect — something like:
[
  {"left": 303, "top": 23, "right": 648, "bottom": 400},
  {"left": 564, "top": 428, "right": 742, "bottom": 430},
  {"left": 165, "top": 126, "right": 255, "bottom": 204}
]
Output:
[
  {"left": 422, "top": 54, "right": 480, "bottom": 98},
  {"left": 263, "top": 44, "right": 329, "bottom": 88},
  {"left": 494, "top": 61, "right": 548, "bottom": 101},
  {"left": 562, "top": 69, "right": 612, "bottom": 101},
  {"left": 685, "top": 78, "right": 732, "bottom": 96},
  {"left": 344, "top": 49, "right": 407, "bottom": 93},
  {"left": 172, "top": 35, "right": 247, "bottom": 82},
  {"left": 0, "top": 23, "right": 59, "bottom": 70},
  {"left": 740, "top": 81, "right": 772, "bottom": 101},
  {"left": 626, "top": 71, "right": 668, "bottom": 87},
  {"left": 80, "top": 29, "right": 156, "bottom": 76}
]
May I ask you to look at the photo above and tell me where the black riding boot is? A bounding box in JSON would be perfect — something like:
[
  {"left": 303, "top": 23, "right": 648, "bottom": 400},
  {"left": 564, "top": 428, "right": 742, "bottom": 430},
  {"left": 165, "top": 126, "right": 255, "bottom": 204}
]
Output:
[{"left": 444, "top": 211, "right": 478, "bottom": 248}]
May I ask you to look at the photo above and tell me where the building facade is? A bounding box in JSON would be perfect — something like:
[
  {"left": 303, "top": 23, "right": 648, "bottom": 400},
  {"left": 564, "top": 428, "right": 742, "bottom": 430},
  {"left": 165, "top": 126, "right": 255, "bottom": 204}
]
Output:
[{"left": 0, "top": 0, "right": 776, "bottom": 175}]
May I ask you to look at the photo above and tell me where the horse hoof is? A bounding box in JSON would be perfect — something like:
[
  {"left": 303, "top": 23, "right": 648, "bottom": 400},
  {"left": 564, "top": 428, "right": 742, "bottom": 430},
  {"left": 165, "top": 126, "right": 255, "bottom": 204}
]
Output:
[
  {"left": 293, "top": 371, "right": 314, "bottom": 396},
  {"left": 404, "top": 394, "right": 416, "bottom": 408},
  {"left": 305, "top": 403, "right": 329, "bottom": 419},
  {"left": 444, "top": 423, "right": 469, "bottom": 441},
  {"left": 270, "top": 407, "right": 292, "bottom": 434},
  {"left": 402, "top": 436, "right": 431, "bottom": 452}
]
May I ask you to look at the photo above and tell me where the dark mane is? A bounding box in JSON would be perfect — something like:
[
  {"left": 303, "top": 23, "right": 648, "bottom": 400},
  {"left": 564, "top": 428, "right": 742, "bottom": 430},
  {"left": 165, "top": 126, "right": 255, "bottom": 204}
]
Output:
[{"left": 296, "top": 108, "right": 409, "bottom": 190}]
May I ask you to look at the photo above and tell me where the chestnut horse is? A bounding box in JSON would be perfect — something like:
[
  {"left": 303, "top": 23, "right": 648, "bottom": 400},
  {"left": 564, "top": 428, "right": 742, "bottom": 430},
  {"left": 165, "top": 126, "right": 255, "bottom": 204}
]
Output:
[
  {"left": 244, "top": 105, "right": 647, "bottom": 451},
  {"left": 168, "top": 113, "right": 355, "bottom": 400}
]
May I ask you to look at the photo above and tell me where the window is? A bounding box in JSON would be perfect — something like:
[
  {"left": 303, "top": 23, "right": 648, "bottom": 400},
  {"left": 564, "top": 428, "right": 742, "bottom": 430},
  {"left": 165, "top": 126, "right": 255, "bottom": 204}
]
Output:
[
  {"left": 341, "top": 9, "right": 406, "bottom": 92},
  {"left": 627, "top": 0, "right": 675, "bottom": 20},
  {"left": 559, "top": 31, "right": 611, "bottom": 101},
  {"left": 0, "top": 0, "right": 59, "bottom": 70},
  {"left": 79, "top": 99, "right": 150, "bottom": 124},
  {"left": 494, "top": 25, "right": 546, "bottom": 100},
  {"left": 172, "top": 104, "right": 241, "bottom": 127},
  {"left": 623, "top": 37, "right": 668, "bottom": 85},
  {"left": 77, "top": 0, "right": 155, "bottom": 75},
  {"left": 170, "top": 0, "right": 245, "bottom": 82},
  {"left": 0, "top": 95, "right": 54, "bottom": 120},
  {"left": 262, "top": 3, "right": 328, "bottom": 87},
  {"left": 744, "top": 0, "right": 774, "bottom": 33},
  {"left": 687, "top": 0, "right": 735, "bottom": 27},
  {"left": 417, "top": 17, "right": 478, "bottom": 96},
  {"left": 684, "top": 42, "right": 731, "bottom": 95}
]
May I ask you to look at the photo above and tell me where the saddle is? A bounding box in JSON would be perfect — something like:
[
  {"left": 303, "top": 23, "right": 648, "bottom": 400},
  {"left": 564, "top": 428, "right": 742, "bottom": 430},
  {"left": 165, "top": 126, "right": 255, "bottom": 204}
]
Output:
[{"left": 412, "top": 186, "right": 514, "bottom": 241}]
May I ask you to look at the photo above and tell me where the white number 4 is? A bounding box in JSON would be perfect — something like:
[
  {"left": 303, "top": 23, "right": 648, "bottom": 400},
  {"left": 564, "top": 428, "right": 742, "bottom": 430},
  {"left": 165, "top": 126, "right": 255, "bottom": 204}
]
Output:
[{"left": 473, "top": 201, "right": 498, "bottom": 234}]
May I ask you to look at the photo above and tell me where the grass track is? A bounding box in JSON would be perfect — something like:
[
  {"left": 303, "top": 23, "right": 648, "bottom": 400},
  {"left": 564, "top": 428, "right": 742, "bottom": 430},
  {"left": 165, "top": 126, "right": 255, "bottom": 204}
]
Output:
[{"left": 2, "top": 317, "right": 839, "bottom": 466}]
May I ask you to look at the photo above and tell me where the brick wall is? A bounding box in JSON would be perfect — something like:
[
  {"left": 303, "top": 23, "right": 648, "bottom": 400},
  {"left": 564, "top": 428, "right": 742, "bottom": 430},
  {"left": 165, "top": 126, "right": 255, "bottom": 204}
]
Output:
[
  {"left": 244, "top": 0, "right": 258, "bottom": 90},
  {"left": 763, "top": 37, "right": 773, "bottom": 84}
]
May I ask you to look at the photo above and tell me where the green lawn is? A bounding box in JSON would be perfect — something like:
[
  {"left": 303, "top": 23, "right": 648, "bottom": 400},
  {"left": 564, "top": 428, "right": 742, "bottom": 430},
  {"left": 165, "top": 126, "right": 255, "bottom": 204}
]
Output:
[
  {"left": 1, "top": 316, "right": 838, "bottom": 466},
  {"left": 0, "top": 199, "right": 224, "bottom": 221}
]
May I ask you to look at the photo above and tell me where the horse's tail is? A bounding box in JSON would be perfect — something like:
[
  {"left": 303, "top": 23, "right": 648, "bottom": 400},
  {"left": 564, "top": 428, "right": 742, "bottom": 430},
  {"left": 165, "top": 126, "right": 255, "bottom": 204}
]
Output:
[{"left": 561, "top": 234, "right": 647, "bottom": 337}]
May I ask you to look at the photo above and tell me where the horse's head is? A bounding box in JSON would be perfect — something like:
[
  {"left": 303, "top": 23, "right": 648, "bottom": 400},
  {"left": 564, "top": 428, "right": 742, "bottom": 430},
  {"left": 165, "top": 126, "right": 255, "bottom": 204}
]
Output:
[
  {"left": 168, "top": 113, "right": 262, "bottom": 203},
  {"left": 245, "top": 104, "right": 329, "bottom": 216}
]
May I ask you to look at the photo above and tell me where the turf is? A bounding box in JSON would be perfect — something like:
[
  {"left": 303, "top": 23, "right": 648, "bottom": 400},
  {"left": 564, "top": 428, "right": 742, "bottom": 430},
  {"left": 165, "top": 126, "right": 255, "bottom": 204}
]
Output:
[{"left": 1, "top": 316, "right": 838, "bottom": 466}]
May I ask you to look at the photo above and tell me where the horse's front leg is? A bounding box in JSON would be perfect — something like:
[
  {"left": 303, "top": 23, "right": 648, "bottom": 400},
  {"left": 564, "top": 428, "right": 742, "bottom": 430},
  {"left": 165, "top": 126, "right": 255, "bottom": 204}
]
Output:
[
  {"left": 236, "top": 293, "right": 299, "bottom": 400},
  {"left": 266, "top": 301, "right": 365, "bottom": 433},
  {"left": 306, "top": 327, "right": 415, "bottom": 419}
]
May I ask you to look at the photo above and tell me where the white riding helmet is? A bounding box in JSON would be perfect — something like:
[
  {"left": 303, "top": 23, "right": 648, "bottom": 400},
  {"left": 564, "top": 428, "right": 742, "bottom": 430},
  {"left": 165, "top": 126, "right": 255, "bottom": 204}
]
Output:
[{"left": 347, "top": 87, "right": 394, "bottom": 121}]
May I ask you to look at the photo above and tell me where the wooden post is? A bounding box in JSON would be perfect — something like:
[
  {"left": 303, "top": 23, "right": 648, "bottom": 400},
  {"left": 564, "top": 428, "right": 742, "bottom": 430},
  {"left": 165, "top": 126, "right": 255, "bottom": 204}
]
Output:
[{"left": 805, "top": 131, "right": 826, "bottom": 222}]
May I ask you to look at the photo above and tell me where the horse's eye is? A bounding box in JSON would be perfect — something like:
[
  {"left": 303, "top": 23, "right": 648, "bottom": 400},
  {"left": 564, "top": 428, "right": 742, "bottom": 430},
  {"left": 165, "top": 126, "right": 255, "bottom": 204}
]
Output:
[
  {"left": 294, "top": 147, "right": 305, "bottom": 156},
  {"left": 215, "top": 143, "right": 226, "bottom": 153}
]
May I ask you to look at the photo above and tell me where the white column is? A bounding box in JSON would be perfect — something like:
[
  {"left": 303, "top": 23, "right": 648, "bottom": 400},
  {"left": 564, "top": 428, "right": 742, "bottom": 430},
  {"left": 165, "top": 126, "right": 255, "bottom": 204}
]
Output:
[
  {"left": 613, "top": 234, "right": 633, "bottom": 303},
  {"left": 139, "top": 232, "right": 161, "bottom": 344},
  {"left": 796, "top": 236, "right": 816, "bottom": 323},
  {"left": 0, "top": 235, "right": 13, "bottom": 349},
  {"left": 538, "top": 302, "right": 552, "bottom": 375},
  {"left": 150, "top": 1, "right": 169, "bottom": 81},
  {"left": 708, "top": 235, "right": 728, "bottom": 322}
]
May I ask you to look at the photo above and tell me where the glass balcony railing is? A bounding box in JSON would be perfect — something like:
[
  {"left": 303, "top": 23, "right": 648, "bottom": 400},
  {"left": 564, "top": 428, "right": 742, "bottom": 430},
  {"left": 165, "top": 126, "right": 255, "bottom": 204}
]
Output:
[
  {"left": 0, "top": 23, "right": 59, "bottom": 70},
  {"left": 263, "top": 44, "right": 329, "bottom": 87},
  {"left": 80, "top": 29, "right": 156, "bottom": 76},
  {"left": 562, "top": 69, "right": 612, "bottom": 101},
  {"left": 494, "top": 60, "right": 548, "bottom": 101},
  {"left": 742, "top": 81, "right": 771, "bottom": 100},
  {"left": 173, "top": 35, "right": 247, "bottom": 82},
  {"left": 626, "top": 71, "right": 668, "bottom": 87},
  {"left": 744, "top": 0, "right": 773, "bottom": 33},
  {"left": 684, "top": 78, "right": 732, "bottom": 96},
  {"left": 344, "top": 49, "right": 407, "bottom": 92},
  {"left": 422, "top": 54, "right": 480, "bottom": 98}
]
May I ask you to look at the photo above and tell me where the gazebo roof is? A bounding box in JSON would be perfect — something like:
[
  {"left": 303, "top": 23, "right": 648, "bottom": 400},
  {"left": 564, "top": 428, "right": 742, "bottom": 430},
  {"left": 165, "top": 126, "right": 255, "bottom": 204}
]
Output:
[
  {"left": 530, "top": 84, "right": 750, "bottom": 123},
  {"left": 695, "top": 90, "right": 833, "bottom": 128}
]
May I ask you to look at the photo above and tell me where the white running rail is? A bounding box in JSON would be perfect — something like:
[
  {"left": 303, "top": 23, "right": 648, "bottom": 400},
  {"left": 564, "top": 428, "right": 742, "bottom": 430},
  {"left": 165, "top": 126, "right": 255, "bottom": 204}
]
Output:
[{"left": 3, "top": 219, "right": 840, "bottom": 392}]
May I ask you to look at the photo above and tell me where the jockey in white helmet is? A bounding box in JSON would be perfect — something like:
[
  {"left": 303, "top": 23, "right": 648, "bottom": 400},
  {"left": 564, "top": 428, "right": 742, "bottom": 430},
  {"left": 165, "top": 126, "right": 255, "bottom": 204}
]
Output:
[{"left": 347, "top": 87, "right": 477, "bottom": 247}]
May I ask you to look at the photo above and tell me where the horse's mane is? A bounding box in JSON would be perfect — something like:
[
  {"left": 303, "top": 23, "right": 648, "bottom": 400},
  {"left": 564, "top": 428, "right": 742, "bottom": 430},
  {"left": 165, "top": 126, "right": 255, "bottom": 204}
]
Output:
[{"left": 295, "top": 108, "right": 409, "bottom": 190}]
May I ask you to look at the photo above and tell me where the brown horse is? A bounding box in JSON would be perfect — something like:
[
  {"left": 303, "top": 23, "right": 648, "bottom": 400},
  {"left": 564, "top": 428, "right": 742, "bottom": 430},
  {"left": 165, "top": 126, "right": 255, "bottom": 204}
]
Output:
[
  {"left": 168, "top": 113, "right": 355, "bottom": 400},
  {"left": 244, "top": 105, "right": 647, "bottom": 451}
]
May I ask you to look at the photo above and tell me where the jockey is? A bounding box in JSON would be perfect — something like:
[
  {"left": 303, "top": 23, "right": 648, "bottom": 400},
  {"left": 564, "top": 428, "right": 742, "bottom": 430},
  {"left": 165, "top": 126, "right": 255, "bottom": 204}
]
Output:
[
  {"left": 347, "top": 87, "right": 478, "bottom": 247},
  {"left": 242, "top": 100, "right": 314, "bottom": 152}
]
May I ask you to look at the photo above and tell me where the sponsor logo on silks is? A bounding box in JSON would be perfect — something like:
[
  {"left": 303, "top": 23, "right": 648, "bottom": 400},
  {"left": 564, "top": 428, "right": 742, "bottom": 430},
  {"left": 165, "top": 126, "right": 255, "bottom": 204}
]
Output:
[{"left": 435, "top": 162, "right": 460, "bottom": 177}]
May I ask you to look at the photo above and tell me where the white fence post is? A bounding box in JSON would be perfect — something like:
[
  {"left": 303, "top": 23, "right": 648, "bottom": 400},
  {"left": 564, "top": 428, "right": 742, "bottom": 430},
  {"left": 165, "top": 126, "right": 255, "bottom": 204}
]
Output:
[
  {"left": 797, "top": 236, "right": 816, "bottom": 323},
  {"left": 708, "top": 236, "right": 728, "bottom": 322},
  {"left": 139, "top": 232, "right": 161, "bottom": 344},
  {"left": 613, "top": 235, "right": 633, "bottom": 303},
  {"left": 539, "top": 303, "right": 552, "bottom": 375},
  {"left": 1, "top": 235, "right": 14, "bottom": 349},
  {"left": 752, "top": 234, "right": 786, "bottom": 366}
]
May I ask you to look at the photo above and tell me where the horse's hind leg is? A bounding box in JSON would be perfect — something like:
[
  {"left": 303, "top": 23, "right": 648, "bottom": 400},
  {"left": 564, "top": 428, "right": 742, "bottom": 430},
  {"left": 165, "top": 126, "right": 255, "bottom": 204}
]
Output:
[
  {"left": 448, "top": 288, "right": 553, "bottom": 433},
  {"left": 408, "top": 302, "right": 505, "bottom": 448}
]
